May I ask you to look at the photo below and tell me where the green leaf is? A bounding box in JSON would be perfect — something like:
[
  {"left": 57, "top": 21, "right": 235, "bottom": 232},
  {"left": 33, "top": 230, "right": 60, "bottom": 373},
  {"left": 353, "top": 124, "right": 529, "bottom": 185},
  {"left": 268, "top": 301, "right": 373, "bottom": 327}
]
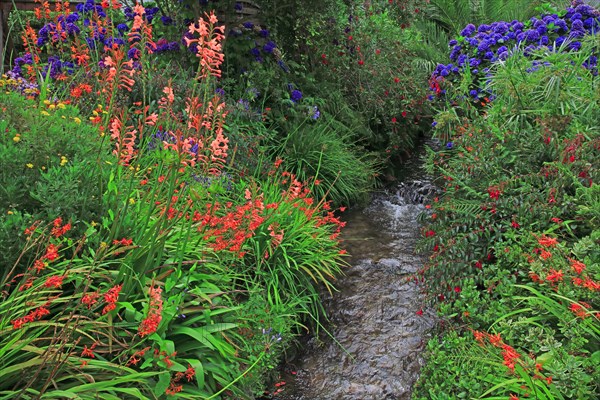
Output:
[{"left": 154, "top": 371, "right": 170, "bottom": 397}]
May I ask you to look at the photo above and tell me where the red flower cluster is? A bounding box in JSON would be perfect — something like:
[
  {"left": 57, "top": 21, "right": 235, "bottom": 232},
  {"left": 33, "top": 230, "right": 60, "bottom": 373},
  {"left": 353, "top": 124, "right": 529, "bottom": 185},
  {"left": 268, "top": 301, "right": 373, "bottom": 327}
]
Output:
[
  {"left": 102, "top": 285, "right": 122, "bottom": 314},
  {"left": 12, "top": 305, "right": 51, "bottom": 329},
  {"left": 43, "top": 275, "right": 65, "bottom": 288},
  {"left": 166, "top": 364, "right": 196, "bottom": 395},
  {"left": 472, "top": 330, "right": 522, "bottom": 373},
  {"left": 51, "top": 217, "right": 71, "bottom": 238},
  {"left": 138, "top": 286, "right": 163, "bottom": 337}
]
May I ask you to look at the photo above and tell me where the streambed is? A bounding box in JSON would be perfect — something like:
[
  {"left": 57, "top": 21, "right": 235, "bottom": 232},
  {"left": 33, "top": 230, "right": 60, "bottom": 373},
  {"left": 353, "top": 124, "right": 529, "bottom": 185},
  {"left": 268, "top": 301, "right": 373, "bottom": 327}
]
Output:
[{"left": 274, "top": 143, "right": 437, "bottom": 400}]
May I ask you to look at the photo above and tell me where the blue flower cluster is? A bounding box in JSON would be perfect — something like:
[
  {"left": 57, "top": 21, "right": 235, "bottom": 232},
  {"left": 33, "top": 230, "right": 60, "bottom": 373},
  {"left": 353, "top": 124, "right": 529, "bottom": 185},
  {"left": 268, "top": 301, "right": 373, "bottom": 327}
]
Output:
[
  {"left": 12, "top": 52, "right": 34, "bottom": 76},
  {"left": 147, "top": 130, "right": 176, "bottom": 151},
  {"left": 75, "top": 0, "right": 106, "bottom": 17},
  {"left": 155, "top": 38, "right": 180, "bottom": 53},
  {"left": 123, "top": 6, "right": 160, "bottom": 23},
  {"left": 431, "top": 0, "right": 600, "bottom": 101},
  {"left": 42, "top": 56, "right": 75, "bottom": 79},
  {"left": 37, "top": 16, "right": 81, "bottom": 47},
  {"left": 290, "top": 89, "right": 303, "bottom": 103}
]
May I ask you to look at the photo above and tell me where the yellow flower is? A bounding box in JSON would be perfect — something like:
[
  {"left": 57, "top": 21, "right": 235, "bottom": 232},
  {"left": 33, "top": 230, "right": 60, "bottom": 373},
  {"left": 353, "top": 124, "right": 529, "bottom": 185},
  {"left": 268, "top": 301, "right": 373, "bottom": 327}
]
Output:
[
  {"left": 60, "top": 156, "right": 68, "bottom": 166},
  {"left": 129, "top": 198, "right": 136, "bottom": 205},
  {"left": 41, "top": 166, "right": 46, "bottom": 170},
  {"left": 74, "top": 117, "right": 81, "bottom": 124},
  {"left": 13, "top": 135, "right": 20, "bottom": 143},
  {"left": 57, "top": 103, "right": 66, "bottom": 109},
  {"left": 26, "top": 163, "right": 33, "bottom": 168},
  {"left": 7, "top": 210, "right": 14, "bottom": 215},
  {"left": 49, "top": 104, "right": 56, "bottom": 110},
  {"left": 43, "top": 100, "right": 51, "bottom": 105},
  {"left": 41, "top": 111, "right": 50, "bottom": 116}
]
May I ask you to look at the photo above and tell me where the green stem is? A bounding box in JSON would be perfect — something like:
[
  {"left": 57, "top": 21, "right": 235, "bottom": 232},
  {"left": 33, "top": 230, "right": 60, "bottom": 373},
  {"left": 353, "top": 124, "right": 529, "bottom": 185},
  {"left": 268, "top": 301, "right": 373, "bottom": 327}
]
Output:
[{"left": 204, "top": 351, "right": 265, "bottom": 400}]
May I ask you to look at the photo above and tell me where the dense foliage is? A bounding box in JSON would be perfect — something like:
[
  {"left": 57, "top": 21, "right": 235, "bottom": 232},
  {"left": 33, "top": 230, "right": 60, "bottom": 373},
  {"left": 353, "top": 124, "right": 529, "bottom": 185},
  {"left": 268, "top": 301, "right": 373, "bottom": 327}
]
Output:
[
  {"left": 0, "top": 1, "right": 357, "bottom": 397},
  {"left": 414, "top": 1, "right": 599, "bottom": 398}
]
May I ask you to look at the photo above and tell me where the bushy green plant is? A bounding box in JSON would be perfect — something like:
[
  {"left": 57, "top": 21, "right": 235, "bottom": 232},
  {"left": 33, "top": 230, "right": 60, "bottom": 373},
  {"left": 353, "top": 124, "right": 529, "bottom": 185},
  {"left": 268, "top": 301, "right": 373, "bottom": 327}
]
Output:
[
  {"left": 0, "top": 90, "right": 110, "bottom": 269},
  {"left": 302, "top": 2, "right": 433, "bottom": 160},
  {"left": 266, "top": 115, "right": 379, "bottom": 206}
]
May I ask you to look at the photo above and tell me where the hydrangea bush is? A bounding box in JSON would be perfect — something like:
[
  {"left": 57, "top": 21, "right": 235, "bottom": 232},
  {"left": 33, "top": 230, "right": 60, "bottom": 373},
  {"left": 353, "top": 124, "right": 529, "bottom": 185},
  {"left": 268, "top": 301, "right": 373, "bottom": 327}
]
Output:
[{"left": 429, "top": 0, "right": 599, "bottom": 140}]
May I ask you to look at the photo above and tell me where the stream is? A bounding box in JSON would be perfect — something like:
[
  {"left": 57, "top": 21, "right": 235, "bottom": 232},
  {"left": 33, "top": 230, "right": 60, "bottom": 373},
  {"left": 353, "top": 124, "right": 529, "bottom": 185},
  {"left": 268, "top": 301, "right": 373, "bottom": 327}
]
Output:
[{"left": 274, "top": 140, "right": 438, "bottom": 400}]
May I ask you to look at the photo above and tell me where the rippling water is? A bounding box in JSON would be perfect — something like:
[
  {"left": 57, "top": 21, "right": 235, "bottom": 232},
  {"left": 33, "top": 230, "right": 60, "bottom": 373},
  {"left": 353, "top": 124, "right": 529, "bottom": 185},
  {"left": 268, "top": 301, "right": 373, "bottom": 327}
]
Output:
[{"left": 273, "top": 141, "right": 437, "bottom": 400}]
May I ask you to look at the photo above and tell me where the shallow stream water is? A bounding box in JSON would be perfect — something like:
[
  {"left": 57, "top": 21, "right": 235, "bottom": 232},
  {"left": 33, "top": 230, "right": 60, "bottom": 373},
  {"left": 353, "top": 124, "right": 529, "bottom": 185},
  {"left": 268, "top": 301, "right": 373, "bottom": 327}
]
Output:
[{"left": 274, "top": 141, "right": 437, "bottom": 400}]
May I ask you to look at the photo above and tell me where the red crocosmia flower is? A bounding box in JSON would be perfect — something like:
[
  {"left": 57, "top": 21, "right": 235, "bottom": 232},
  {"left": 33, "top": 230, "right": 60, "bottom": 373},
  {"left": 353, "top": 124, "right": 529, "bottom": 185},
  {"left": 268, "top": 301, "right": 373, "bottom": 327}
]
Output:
[
  {"left": 43, "top": 244, "right": 59, "bottom": 261},
  {"left": 569, "top": 302, "right": 589, "bottom": 319},
  {"left": 488, "top": 333, "right": 502, "bottom": 347},
  {"left": 454, "top": 286, "right": 461, "bottom": 293},
  {"left": 583, "top": 278, "right": 600, "bottom": 291},
  {"left": 394, "top": 77, "right": 400, "bottom": 83},
  {"left": 511, "top": 220, "right": 520, "bottom": 228},
  {"left": 568, "top": 258, "right": 586, "bottom": 274},
  {"left": 102, "top": 285, "right": 122, "bottom": 314},
  {"left": 113, "top": 238, "right": 133, "bottom": 246},
  {"left": 82, "top": 292, "right": 100, "bottom": 309},
  {"left": 501, "top": 343, "right": 521, "bottom": 372},
  {"left": 473, "top": 330, "right": 485, "bottom": 344},
  {"left": 537, "top": 235, "right": 558, "bottom": 247},
  {"left": 44, "top": 275, "right": 65, "bottom": 288},
  {"left": 184, "top": 364, "right": 196, "bottom": 381},
  {"left": 545, "top": 269, "right": 563, "bottom": 283},
  {"left": 540, "top": 249, "right": 552, "bottom": 260},
  {"left": 415, "top": 309, "right": 423, "bottom": 316},
  {"left": 358, "top": 60, "right": 364, "bottom": 66},
  {"left": 391, "top": 117, "right": 397, "bottom": 124},
  {"left": 475, "top": 261, "right": 483, "bottom": 269},
  {"left": 375, "top": 49, "right": 381, "bottom": 55},
  {"left": 81, "top": 344, "right": 96, "bottom": 358},
  {"left": 138, "top": 286, "right": 163, "bottom": 337},
  {"left": 401, "top": 111, "right": 407, "bottom": 118},
  {"left": 509, "top": 394, "right": 519, "bottom": 400},
  {"left": 33, "top": 259, "right": 46, "bottom": 273}
]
